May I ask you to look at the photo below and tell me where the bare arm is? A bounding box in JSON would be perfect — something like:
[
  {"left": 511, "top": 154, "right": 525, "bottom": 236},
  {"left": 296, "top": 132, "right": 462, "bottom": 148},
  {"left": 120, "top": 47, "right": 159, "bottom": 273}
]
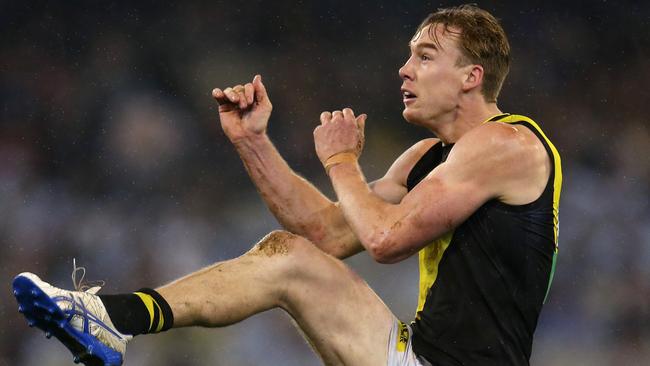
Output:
[
  {"left": 314, "top": 109, "right": 550, "bottom": 263},
  {"left": 233, "top": 133, "right": 359, "bottom": 258},
  {"left": 212, "top": 76, "right": 431, "bottom": 258}
]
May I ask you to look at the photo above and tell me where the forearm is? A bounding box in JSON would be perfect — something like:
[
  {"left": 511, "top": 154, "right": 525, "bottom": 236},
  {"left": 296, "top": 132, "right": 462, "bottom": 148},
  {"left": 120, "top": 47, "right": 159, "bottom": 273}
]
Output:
[
  {"left": 233, "top": 134, "right": 361, "bottom": 257},
  {"left": 329, "top": 163, "right": 411, "bottom": 263}
]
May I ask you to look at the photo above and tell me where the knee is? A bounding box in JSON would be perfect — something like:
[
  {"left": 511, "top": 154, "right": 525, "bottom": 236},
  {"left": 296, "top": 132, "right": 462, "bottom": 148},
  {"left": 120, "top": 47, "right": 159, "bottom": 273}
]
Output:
[
  {"left": 247, "top": 230, "right": 314, "bottom": 261},
  {"left": 246, "top": 230, "right": 317, "bottom": 299}
]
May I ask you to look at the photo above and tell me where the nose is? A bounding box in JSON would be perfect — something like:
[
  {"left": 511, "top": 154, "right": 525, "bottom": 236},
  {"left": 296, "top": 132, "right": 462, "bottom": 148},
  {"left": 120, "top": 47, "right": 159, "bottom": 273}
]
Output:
[{"left": 399, "top": 56, "right": 414, "bottom": 81}]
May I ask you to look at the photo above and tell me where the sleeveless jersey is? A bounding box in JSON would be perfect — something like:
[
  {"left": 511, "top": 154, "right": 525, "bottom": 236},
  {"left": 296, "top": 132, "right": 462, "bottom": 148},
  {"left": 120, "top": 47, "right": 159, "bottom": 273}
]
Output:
[{"left": 408, "top": 114, "right": 562, "bottom": 365}]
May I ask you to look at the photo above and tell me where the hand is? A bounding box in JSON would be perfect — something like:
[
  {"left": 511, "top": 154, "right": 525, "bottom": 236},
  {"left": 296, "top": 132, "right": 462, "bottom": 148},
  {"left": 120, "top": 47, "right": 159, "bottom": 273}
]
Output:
[
  {"left": 212, "top": 75, "right": 272, "bottom": 143},
  {"left": 313, "top": 108, "right": 367, "bottom": 165}
]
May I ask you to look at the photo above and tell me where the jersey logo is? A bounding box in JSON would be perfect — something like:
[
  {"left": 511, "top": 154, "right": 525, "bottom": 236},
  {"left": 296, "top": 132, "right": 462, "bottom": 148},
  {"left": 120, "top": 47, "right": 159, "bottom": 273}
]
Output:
[{"left": 397, "top": 321, "right": 410, "bottom": 352}]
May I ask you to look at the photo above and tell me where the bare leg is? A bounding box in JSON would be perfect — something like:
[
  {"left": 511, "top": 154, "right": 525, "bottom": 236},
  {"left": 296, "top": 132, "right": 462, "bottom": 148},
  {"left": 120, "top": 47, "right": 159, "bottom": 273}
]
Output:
[{"left": 157, "top": 230, "right": 394, "bottom": 366}]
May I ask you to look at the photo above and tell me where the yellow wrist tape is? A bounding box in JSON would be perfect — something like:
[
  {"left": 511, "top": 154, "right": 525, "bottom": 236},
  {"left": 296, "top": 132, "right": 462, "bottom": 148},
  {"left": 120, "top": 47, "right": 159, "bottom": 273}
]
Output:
[{"left": 324, "top": 152, "right": 358, "bottom": 175}]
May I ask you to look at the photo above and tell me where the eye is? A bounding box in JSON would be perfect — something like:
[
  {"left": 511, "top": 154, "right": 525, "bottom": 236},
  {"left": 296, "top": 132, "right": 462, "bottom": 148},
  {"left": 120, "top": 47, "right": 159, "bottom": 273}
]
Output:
[{"left": 420, "top": 54, "right": 431, "bottom": 61}]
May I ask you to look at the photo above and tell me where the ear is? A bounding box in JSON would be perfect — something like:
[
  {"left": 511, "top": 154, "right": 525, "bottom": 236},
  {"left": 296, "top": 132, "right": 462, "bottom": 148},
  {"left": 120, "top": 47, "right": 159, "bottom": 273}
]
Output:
[{"left": 461, "top": 64, "right": 484, "bottom": 93}]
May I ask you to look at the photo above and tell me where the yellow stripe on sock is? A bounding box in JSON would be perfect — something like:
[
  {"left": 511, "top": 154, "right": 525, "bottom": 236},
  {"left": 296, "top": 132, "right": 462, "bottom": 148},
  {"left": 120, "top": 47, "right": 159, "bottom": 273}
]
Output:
[
  {"left": 134, "top": 292, "right": 155, "bottom": 332},
  {"left": 153, "top": 299, "right": 164, "bottom": 332}
]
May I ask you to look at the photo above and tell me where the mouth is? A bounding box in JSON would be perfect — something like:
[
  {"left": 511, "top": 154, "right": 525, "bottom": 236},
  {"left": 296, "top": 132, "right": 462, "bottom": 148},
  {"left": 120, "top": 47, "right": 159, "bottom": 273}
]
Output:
[{"left": 401, "top": 89, "right": 417, "bottom": 104}]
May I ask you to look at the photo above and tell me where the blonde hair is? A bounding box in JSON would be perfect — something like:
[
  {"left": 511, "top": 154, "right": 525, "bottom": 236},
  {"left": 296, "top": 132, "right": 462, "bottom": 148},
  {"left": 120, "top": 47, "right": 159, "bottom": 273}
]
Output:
[{"left": 417, "top": 4, "right": 510, "bottom": 102}]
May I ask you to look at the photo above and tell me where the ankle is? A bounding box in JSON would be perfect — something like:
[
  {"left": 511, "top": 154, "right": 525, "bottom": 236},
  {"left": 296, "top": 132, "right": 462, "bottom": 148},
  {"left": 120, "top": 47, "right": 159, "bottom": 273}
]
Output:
[{"left": 99, "top": 288, "right": 174, "bottom": 336}]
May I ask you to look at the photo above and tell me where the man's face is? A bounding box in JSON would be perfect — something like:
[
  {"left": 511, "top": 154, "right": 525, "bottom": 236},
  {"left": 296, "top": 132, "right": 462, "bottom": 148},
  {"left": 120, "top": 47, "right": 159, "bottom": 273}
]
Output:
[{"left": 399, "top": 24, "right": 470, "bottom": 125}]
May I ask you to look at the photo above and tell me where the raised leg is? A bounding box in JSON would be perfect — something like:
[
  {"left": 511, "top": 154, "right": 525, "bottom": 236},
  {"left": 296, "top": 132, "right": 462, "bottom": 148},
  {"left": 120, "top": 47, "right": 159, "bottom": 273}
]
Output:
[{"left": 157, "top": 230, "right": 395, "bottom": 366}]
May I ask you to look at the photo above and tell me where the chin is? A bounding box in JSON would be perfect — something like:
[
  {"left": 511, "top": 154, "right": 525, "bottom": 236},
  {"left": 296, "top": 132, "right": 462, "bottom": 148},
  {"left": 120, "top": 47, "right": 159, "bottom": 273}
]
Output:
[{"left": 402, "top": 108, "right": 422, "bottom": 125}]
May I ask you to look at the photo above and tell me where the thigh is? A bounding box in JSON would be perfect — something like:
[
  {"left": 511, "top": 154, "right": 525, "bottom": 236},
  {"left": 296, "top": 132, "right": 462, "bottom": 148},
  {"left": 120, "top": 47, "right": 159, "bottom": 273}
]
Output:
[{"left": 278, "top": 237, "right": 395, "bottom": 366}]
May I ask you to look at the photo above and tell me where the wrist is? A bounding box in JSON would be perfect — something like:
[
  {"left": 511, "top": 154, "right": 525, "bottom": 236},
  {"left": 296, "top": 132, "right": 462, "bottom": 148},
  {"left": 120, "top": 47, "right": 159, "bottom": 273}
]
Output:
[
  {"left": 328, "top": 162, "right": 358, "bottom": 178},
  {"left": 324, "top": 152, "right": 358, "bottom": 176},
  {"left": 232, "top": 132, "right": 270, "bottom": 150}
]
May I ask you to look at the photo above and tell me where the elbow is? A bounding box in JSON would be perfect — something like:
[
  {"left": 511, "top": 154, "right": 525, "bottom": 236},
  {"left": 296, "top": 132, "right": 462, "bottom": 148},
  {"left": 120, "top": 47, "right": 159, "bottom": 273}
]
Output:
[
  {"left": 367, "top": 239, "right": 401, "bottom": 264},
  {"left": 364, "top": 220, "right": 412, "bottom": 264},
  {"left": 374, "top": 253, "right": 400, "bottom": 264}
]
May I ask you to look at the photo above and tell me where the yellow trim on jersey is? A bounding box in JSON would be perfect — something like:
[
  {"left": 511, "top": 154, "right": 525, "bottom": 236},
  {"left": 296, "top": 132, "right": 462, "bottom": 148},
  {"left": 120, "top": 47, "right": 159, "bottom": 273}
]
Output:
[
  {"left": 134, "top": 292, "right": 156, "bottom": 332},
  {"left": 414, "top": 114, "right": 562, "bottom": 315},
  {"left": 496, "top": 114, "right": 562, "bottom": 302},
  {"left": 481, "top": 112, "right": 510, "bottom": 124},
  {"left": 496, "top": 114, "right": 562, "bottom": 251},
  {"left": 416, "top": 231, "right": 454, "bottom": 316}
]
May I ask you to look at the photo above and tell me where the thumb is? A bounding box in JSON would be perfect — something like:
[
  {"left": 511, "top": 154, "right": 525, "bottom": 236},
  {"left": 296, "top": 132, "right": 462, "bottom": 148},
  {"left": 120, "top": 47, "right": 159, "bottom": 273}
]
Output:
[{"left": 253, "top": 74, "right": 269, "bottom": 104}]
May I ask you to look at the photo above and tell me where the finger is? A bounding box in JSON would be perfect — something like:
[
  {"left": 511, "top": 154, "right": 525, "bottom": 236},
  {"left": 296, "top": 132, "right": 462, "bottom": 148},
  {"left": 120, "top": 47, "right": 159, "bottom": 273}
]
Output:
[
  {"left": 234, "top": 86, "right": 248, "bottom": 109},
  {"left": 331, "top": 110, "right": 343, "bottom": 122},
  {"left": 212, "top": 88, "right": 224, "bottom": 101},
  {"left": 253, "top": 74, "right": 269, "bottom": 104},
  {"left": 212, "top": 88, "right": 231, "bottom": 105},
  {"left": 223, "top": 87, "right": 240, "bottom": 103},
  {"left": 313, "top": 125, "right": 322, "bottom": 142},
  {"left": 342, "top": 107, "right": 355, "bottom": 122},
  {"left": 244, "top": 83, "right": 255, "bottom": 105},
  {"left": 320, "top": 111, "right": 332, "bottom": 125},
  {"left": 232, "top": 85, "right": 247, "bottom": 109},
  {"left": 356, "top": 114, "right": 367, "bottom": 131},
  {"left": 238, "top": 93, "right": 247, "bottom": 109}
]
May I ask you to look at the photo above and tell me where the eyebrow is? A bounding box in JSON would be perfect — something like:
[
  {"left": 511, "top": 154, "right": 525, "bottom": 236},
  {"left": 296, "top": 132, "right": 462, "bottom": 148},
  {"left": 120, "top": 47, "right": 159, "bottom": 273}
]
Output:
[{"left": 408, "top": 41, "right": 438, "bottom": 51}]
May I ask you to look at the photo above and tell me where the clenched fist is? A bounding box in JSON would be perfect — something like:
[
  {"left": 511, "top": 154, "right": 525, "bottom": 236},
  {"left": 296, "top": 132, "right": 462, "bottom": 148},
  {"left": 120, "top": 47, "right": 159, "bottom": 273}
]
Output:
[{"left": 313, "top": 108, "right": 367, "bottom": 167}]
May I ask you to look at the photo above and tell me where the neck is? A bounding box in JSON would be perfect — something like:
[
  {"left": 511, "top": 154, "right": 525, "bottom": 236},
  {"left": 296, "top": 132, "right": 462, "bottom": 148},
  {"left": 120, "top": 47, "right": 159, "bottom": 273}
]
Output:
[{"left": 427, "top": 101, "right": 502, "bottom": 144}]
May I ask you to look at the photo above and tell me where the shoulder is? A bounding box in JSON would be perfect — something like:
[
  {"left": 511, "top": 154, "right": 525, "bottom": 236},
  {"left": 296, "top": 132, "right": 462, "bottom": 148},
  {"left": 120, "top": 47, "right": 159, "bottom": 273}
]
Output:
[
  {"left": 396, "top": 138, "right": 440, "bottom": 168},
  {"left": 446, "top": 122, "right": 550, "bottom": 204},
  {"left": 451, "top": 122, "right": 545, "bottom": 167},
  {"left": 385, "top": 138, "right": 439, "bottom": 180},
  {"left": 403, "top": 138, "right": 440, "bottom": 157},
  {"left": 369, "top": 138, "right": 439, "bottom": 204}
]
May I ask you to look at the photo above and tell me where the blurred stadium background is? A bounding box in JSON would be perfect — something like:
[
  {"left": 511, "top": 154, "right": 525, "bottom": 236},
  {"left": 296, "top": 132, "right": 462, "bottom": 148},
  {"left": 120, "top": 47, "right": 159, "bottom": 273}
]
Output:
[{"left": 1, "top": 1, "right": 648, "bottom": 365}]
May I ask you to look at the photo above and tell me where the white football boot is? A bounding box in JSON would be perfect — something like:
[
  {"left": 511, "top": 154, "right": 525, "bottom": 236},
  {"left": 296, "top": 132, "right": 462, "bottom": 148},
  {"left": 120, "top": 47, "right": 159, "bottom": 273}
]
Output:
[{"left": 13, "top": 271, "right": 131, "bottom": 365}]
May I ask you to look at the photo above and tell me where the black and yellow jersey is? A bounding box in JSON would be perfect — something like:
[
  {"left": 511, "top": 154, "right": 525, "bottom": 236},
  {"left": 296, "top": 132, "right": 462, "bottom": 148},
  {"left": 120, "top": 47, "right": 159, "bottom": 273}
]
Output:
[{"left": 408, "top": 114, "right": 562, "bottom": 366}]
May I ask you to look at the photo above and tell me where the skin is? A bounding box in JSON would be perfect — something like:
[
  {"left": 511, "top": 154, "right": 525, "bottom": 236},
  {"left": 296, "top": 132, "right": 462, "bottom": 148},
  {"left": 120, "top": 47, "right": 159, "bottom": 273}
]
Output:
[
  {"left": 157, "top": 23, "right": 551, "bottom": 365},
  {"left": 316, "top": 24, "right": 550, "bottom": 263},
  {"left": 158, "top": 230, "right": 393, "bottom": 366}
]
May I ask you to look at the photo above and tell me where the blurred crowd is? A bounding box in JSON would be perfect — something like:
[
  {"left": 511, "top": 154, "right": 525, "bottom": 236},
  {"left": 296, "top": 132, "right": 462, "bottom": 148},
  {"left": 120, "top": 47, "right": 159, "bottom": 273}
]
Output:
[{"left": 1, "top": 1, "right": 648, "bottom": 365}]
